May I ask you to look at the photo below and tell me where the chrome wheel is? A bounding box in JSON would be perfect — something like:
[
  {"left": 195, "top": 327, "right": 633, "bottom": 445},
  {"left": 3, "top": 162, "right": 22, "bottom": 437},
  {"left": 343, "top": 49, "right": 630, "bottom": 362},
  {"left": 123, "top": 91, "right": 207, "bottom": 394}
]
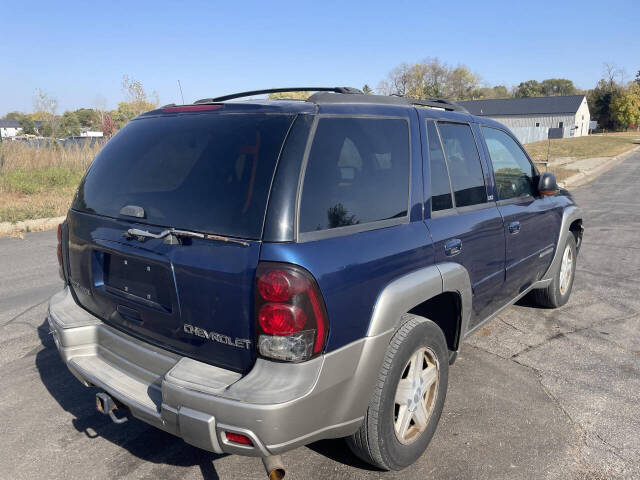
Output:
[
  {"left": 393, "top": 347, "right": 439, "bottom": 445},
  {"left": 559, "top": 244, "right": 574, "bottom": 295}
]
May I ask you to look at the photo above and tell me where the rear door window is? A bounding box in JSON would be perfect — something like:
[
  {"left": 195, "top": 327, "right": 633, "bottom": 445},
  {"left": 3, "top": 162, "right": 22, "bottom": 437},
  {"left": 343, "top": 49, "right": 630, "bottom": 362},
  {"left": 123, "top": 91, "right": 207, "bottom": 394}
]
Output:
[
  {"left": 437, "top": 123, "right": 487, "bottom": 207},
  {"left": 482, "top": 126, "right": 536, "bottom": 200},
  {"left": 73, "top": 113, "right": 294, "bottom": 239},
  {"left": 426, "top": 121, "right": 453, "bottom": 211},
  {"left": 299, "top": 117, "right": 409, "bottom": 233}
]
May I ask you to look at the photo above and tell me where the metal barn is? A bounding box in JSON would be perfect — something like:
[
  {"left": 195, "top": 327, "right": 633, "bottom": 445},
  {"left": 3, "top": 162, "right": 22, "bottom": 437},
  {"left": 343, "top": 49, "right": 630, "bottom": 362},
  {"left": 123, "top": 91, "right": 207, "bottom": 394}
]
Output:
[{"left": 459, "top": 95, "right": 591, "bottom": 144}]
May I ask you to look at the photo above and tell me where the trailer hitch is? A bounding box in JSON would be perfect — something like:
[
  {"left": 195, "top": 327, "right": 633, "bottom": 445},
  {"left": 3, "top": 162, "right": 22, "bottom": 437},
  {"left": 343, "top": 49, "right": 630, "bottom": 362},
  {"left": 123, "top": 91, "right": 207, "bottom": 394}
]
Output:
[{"left": 96, "top": 392, "right": 129, "bottom": 424}]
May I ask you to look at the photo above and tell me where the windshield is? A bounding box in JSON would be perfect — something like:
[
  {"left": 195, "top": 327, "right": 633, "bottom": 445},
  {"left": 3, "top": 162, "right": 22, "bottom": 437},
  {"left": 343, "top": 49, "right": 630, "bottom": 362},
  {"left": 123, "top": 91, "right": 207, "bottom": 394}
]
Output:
[{"left": 73, "top": 113, "right": 294, "bottom": 239}]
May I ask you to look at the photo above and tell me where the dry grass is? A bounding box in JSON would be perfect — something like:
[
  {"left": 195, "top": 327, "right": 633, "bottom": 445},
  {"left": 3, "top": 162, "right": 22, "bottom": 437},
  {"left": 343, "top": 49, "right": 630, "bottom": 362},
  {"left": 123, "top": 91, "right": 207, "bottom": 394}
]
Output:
[
  {"left": 524, "top": 132, "right": 640, "bottom": 162},
  {"left": 535, "top": 165, "right": 576, "bottom": 183},
  {"left": 0, "top": 141, "right": 101, "bottom": 223}
]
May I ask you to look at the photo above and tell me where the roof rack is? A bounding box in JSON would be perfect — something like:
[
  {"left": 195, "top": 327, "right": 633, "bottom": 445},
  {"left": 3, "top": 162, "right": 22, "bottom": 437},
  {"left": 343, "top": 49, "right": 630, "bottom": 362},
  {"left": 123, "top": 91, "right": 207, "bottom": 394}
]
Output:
[
  {"left": 193, "top": 87, "right": 469, "bottom": 114},
  {"left": 194, "top": 87, "right": 363, "bottom": 104},
  {"left": 411, "top": 98, "right": 469, "bottom": 113}
]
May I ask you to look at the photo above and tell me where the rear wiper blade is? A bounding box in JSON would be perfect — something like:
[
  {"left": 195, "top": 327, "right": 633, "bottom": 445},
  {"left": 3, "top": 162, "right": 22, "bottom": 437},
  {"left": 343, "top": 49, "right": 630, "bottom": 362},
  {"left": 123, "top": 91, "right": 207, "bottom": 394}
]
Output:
[{"left": 123, "top": 228, "right": 250, "bottom": 247}]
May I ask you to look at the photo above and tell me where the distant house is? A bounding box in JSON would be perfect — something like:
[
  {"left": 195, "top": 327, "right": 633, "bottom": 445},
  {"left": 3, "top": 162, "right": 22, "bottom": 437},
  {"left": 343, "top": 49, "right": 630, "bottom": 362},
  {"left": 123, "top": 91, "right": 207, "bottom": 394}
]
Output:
[
  {"left": 458, "top": 95, "right": 591, "bottom": 144},
  {"left": 0, "top": 119, "right": 21, "bottom": 138}
]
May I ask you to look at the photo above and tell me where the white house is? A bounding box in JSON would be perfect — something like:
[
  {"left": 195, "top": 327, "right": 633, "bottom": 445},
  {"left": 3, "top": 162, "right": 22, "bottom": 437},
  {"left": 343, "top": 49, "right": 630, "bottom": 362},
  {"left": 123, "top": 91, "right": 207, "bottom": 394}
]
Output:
[
  {"left": 0, "top": 119, "right": 22, "bottom": 138},
  {"left": 458, "top": 95, "right": 591, "bottom": 144}
]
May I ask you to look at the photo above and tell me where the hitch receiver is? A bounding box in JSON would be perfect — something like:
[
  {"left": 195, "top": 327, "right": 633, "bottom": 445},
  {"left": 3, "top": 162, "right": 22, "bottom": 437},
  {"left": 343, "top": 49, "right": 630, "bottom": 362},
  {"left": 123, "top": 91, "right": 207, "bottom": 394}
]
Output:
[{"left": 96, "top": 392, "right": 129, "bottom": 424}]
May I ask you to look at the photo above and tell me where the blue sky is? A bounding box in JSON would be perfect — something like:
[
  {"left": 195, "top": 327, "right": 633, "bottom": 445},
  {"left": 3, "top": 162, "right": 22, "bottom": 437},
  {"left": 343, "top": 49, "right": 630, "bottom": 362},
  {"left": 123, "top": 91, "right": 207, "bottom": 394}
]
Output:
[{"left": 1, "top": 0, "right": 638, "bottom": 114}]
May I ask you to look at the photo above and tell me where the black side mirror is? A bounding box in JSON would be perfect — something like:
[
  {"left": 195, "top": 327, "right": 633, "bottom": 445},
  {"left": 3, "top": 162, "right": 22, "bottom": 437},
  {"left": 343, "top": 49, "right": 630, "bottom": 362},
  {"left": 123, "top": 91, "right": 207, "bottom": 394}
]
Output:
[{"left": 538, "top": 172, "right": 559, "bottom": 197}]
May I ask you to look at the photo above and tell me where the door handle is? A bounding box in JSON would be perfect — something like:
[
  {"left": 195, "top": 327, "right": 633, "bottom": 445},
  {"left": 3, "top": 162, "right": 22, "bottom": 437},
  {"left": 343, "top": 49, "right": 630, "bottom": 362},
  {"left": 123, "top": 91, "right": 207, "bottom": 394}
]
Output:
[
  {"left": 444, "top": 238, "right": 462, "bottom": 257},
  {"left": 508, "top": 221, "right": 521, "bottom": 234}
]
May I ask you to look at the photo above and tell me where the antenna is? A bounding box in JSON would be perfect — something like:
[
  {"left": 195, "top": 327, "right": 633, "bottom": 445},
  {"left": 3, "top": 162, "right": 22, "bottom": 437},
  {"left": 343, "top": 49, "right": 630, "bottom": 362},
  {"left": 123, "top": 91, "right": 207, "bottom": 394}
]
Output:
[{"left": 177, "top": 80, "right": 185, "bottom": 104}]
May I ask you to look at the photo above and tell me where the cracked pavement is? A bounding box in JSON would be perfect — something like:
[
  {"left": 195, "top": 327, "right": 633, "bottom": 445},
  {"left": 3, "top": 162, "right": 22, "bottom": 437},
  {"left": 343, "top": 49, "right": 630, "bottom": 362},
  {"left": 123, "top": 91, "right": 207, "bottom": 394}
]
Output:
[{"left": 1, "top": 151, "right": 638, "bottom": 479}]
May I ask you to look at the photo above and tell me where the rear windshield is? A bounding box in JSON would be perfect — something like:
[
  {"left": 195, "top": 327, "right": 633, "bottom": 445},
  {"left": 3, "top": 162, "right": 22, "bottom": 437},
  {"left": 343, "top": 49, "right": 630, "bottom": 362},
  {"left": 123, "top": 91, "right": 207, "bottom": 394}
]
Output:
[{"left": 73, "top": 113, "right": 294, "bottom": 239}]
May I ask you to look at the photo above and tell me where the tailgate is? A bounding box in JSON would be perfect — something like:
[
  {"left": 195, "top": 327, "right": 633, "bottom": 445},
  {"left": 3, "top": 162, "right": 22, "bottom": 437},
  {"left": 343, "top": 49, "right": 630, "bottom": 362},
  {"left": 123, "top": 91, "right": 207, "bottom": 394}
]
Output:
[{"left": 66, "top": 211, "right": 259, "bottom": 373}]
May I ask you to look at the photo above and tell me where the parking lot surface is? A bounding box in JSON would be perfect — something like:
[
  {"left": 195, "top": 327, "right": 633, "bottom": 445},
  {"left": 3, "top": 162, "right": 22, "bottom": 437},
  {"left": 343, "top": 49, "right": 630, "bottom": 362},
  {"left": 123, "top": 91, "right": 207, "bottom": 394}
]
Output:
[{"left": 1, "top": 152, "right": 639, "bottom": 479}]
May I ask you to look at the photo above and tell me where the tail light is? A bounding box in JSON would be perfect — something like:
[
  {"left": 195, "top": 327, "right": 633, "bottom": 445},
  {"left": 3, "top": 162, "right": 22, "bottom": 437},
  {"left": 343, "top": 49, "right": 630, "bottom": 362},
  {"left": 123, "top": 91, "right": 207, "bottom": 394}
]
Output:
[
  {"left": 57, "top": 223, "right": 64, "bottom": 281},
  {"left": 255, "top": 262, "right": 329, "bottom": 362}
]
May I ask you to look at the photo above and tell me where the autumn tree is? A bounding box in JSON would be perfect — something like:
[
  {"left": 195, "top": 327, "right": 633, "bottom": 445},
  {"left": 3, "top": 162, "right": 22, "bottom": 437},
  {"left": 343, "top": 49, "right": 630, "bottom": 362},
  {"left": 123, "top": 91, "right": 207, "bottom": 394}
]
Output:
[
  {"left": 115, "top": 74, "right": 159, "bottom": 124},
  {"left": 378, "top": 59, "right": 480, "bottom": 100},
  {"left": 33, "top": 88, "right": 60, "bottom": 138},
  {"left": 474, "top": 85, "right": 510, "bottom": 99},
  {"left": 102, "top": 114, "right": 116, "bottom": 137},
  {"left": 611, "top": 83, "right": 640, "bottom": 129},
  {"left": 267, "top": 91, "right": 311, "bottom": 100},
  {"left": 448, "top": 66, "right": 481, "bottom": 100}
]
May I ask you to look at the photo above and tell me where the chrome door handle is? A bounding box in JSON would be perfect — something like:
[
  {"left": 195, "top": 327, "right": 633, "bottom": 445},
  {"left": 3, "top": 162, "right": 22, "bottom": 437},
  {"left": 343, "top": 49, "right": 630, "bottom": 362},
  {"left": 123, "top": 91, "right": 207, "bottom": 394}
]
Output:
[
  {"left": 444, "top": 238, "right": 462, "bottom": 256},
  {"left": 508, "top": 221, "right": 521, "bottom": 234}
]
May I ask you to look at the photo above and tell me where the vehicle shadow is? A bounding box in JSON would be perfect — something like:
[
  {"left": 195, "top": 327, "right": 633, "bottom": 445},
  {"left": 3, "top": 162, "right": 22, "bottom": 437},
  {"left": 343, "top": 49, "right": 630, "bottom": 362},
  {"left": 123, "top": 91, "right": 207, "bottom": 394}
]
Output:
[
  {"left": 306, "top": 439, "right": 379, "bottom": 471},
  {"left": 35, "top": 318, "right": 224, "bottom": 480}
]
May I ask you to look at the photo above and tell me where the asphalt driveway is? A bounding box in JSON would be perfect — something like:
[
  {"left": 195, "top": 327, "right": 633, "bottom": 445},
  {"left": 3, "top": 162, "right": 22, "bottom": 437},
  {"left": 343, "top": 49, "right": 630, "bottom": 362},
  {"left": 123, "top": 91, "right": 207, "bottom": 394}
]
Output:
[{"left": 1, "top": 152, "right": 639, "bottom": 479}]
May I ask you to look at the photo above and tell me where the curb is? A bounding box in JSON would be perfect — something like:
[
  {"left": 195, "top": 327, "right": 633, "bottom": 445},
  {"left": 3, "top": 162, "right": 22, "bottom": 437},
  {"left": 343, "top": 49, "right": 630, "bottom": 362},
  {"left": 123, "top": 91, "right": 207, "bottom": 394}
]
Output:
[
  {"left": 559, "top": 145, "right": 640, "bottom": 189},
  {"left": 0, "top": 216, "right": 66, "bottom": 238}
]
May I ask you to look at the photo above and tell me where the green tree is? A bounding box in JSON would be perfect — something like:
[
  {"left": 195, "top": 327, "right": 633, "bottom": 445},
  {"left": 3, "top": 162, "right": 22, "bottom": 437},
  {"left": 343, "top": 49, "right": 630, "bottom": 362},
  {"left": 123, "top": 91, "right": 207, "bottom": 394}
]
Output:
[
  {"left": 362, "top": 84, "right": 373, "bottom": 95},
  {"left": 2, "top": 111, "right": 25, "bottom": 121},
  {"left": 587, "top": 78, "right": 622, "bottom": 130},
  {"left": 74, "top": 108, "right": 100, "bottom": 130},
  {"left": 540, "top": 78, "right": 578, "bottom": 96},
  {"left": 60, "top": 111, "right": 81, "bottom": 137},
  {"left": 611, "top": 83, "right": 640, "bottom": 129},
  {"left": 473, "top": 85, "right": 511, "bottom": 99},
  {"left": 19, "top": 116, "right": 36, "bottom": 135},
  {"left": 514, "top": 80, "right": 542, "bottom": 97}
]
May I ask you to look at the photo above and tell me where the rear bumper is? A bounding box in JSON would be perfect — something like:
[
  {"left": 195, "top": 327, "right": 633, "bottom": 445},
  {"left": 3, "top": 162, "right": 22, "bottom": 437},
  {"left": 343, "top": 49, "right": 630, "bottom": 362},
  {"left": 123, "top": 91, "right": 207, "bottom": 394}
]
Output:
[{"left": 48, "top": 287, "right": 390, "bottom": 456}]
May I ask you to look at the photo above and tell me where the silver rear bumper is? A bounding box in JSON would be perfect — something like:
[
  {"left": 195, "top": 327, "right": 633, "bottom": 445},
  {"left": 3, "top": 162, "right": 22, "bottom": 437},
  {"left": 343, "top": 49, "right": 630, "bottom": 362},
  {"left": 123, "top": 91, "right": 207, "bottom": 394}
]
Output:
[{"left": 48, "top": 287, "right": 390, "bottom": 456}]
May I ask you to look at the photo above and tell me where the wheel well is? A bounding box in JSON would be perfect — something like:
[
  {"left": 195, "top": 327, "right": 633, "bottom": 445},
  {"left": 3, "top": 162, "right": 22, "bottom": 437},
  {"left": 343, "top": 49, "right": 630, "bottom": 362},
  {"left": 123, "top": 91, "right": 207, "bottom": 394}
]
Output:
[
  {"left": 569, "top": 219, "right": 583, "bottom": 251},
  {"left": 408, "top": 292, "right": 461, "bottom": 351}
]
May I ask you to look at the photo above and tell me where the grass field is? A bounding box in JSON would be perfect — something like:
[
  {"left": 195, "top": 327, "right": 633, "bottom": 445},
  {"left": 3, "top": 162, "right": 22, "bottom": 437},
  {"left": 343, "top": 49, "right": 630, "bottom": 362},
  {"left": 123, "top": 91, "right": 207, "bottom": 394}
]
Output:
[
  {"left": 1, "top": 132, "right": 638, "bottom": 224},
  {"left": 0, "top": 142, "right": 99, "bottom": 223},
  {"left": 524, "top": 132, "right": 640, "bottom": 183},
  {"left": 524, "top": 132, "right": 640, "bottom": 162}
]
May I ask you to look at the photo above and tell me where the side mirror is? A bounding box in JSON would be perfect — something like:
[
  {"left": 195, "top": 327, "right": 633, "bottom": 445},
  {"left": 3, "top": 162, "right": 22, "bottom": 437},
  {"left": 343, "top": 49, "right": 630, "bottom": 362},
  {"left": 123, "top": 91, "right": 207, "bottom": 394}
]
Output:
[{"left": 538, "top": 172, "right": 559, "bottom": 197}]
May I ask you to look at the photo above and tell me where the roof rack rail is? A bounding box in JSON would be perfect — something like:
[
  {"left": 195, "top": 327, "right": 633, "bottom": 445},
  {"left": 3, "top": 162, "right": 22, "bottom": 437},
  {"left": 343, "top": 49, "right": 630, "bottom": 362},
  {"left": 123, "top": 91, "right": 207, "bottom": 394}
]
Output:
[
  {"left": 195, "top": 87, "right": 363, "bottom": 104},
  {"left": 410, "top": 98, "right": 469, "bottom": 113}
]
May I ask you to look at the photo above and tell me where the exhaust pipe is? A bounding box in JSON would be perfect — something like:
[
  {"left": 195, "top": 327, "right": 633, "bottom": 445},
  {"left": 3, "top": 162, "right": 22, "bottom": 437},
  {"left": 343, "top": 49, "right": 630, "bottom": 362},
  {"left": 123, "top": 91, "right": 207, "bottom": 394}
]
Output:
[
  {"left": 96, "top": 392, "right": 129, "bottom": 424},
  {"left": 261, "top": 455, "right": 285, "bottom": 480}
]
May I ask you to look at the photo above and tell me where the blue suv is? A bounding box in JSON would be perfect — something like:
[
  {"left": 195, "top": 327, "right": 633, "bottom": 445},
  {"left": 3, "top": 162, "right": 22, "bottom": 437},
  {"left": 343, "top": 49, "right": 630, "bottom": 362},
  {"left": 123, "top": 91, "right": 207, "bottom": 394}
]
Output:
[{"left": 49, "top": 87, "right": 583, "bottom": 478}]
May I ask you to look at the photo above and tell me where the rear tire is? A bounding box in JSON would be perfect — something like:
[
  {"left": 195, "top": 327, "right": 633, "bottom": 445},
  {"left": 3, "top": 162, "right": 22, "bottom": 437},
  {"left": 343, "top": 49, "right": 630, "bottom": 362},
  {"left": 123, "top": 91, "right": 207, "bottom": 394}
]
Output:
[
  {"left": 532, "top": 234, "right": 577, "bottom": 308},
  {"left": 347, "top": 314, "right": 449, "bottom": 470}
]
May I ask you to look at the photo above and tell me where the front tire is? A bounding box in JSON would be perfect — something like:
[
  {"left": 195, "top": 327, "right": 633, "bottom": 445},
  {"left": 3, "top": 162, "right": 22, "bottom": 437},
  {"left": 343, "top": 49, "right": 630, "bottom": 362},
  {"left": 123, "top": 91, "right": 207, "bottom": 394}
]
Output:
[
  {"left": 347, "top": 314, "right": 449, "bottom": 470},
  {"left": 532, "top": 234, "right": 577, "bottom": 308}
]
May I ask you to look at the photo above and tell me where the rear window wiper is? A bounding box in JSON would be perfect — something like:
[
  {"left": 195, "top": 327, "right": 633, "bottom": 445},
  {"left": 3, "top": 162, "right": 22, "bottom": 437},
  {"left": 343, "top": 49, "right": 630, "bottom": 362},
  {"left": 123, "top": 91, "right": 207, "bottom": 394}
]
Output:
[{"left": 123, "top": 228, "right": 249, "bottom": 247}]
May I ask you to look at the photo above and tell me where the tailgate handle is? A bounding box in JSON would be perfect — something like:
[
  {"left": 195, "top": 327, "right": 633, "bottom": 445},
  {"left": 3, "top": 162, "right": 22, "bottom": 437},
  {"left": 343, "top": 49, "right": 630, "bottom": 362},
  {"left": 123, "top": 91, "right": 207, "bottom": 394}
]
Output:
[{"left": 116, "top": 305, "right": 143, "bottom": 325}]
